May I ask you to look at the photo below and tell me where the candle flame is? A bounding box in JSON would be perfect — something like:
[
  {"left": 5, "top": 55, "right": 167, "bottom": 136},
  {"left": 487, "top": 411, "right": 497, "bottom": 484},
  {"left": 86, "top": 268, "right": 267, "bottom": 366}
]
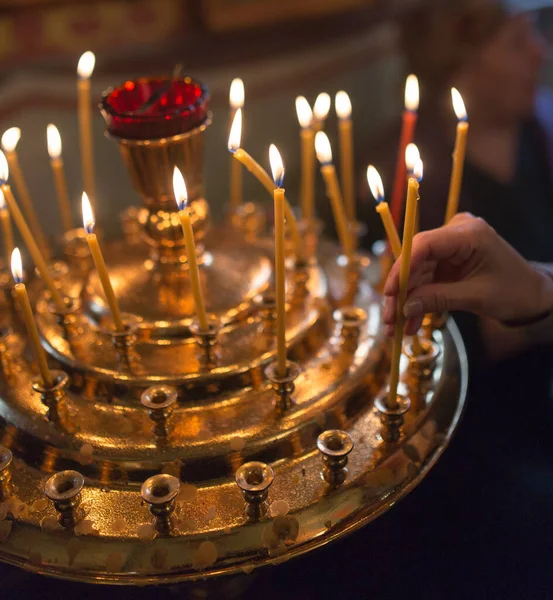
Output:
[
  {"left": 11, "top": 247, "right": 22, "bottom": 284},
  {"left": 413, "top": 159, "right": 424, "bottom": 182},
  {"left": 0, "top": 151, "right": 8, "bottom": 183},
  {"left": 269, "top": 144, "right": 285, "bottom": 188},
  {"left": 335, "top": 91, "right": 352, "bottom": 120},
  {"left": 315, "top": 131, "right": 332, "bottom": 165},
  {"left": 0, "top": 190, "right": 5, "bottom": 210},
  {"left": 47, "top": 124, "right": 62, "bottom": 159},
  {"left": 82, "top": 192, "right": 95, "bottom": 234},
  {"left": 228, "top": 108, "right": 242, "bottom": 153},
  {"left": 229, "top": 78, "right": 245, "bottom": 109},
  {"left": 405, "top": 74, "right": 419, "bottom": 112},
  {"left": 77, "top": 51, "right": 96, "bottom": 79},
  {"left": 313, "top": 92, "right": 331, "bottom": 121},
  {"left": 366, "top": 165, "right": 384, "bottom": 203},
  {"left": 451, "top": 88, "right": 467, "bottom": 121},
  {"left": 173, "top": 166, "right": 188, "bottom": 211},
  {"left": 1, "top": 127, "right": 21, "bottom": 153},
  {"left": 295, "top": 96, "right": 313, "bottom": 129},
  {"left": 405, "top": 142, "right": 420, "bottom": 174}
]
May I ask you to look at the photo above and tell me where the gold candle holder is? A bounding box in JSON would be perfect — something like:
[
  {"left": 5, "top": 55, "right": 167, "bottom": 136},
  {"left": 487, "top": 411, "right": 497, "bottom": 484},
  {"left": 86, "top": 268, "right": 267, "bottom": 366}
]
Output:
[
  {"left": 140, "top": 474, "right": 180, "bottom": 535},
  {"left": 44, "top": 470, "right": 85, "bottom": 528},
  {"left": 235, "top": 461, "right": 275, "bottom": 520},
  {"left": 317, "top": 430, "right": 354, "bottom": 486}
]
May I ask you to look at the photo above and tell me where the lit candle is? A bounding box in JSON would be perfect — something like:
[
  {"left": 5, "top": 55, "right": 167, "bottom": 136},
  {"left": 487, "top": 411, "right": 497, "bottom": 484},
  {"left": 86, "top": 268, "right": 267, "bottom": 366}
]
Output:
[
  {"left": 228, "top": 110, "right": 305, "bottom": 263},
  {"left": 82, "top": 192, "right": 124, "bottom": 332},
  {"left": 314, "top": 131, "right": 353, "bottom": 261},
  {"left": 444, "top": 88, "right": 469, "bottom": 224},
  {"left": 47, "top": 124, "right": 73, "bottom": 233},
  {"left": 77, "top": 51, "right": 97, "bottom": 206},
  {"left": 405, "top": 143, "right": 421, "bottom": 233},
  {"left": 295, "top": 96, "right": 315, "bottom": 222},
  {"left": 173, "top": 167, "right": 209, "bottom": 331},
  {"left": 1, "top": 127, "right": 51, "bottom": 259},
  {"left": 0, "top": 190, "right": 13, "bottom": 268},
  {"left": 11, "top": 248, "right": 53, "bottom": 387},
  {"left": 390, "top": 75, "right": 419, "bottom": 227},
  {"left": 313, "top": 92, "right": 330, "bottom": 132},
  {"left": 335, "top": 91, "right": 355, "bottom": 222},
  {"left": 388, "top": 159, "right": 423, "bottom": 409},
  {"left": 367, "top": 166, "right": 401, "bottom": 260},
  {"left": 229, "top": 78, "right": 244, "bottom": 210},
  {"left": 0, "top": 151, "right": 65, "bottom": 311},
  {"left": 269, "top": 144, "right": 287, "bottom": 377}
]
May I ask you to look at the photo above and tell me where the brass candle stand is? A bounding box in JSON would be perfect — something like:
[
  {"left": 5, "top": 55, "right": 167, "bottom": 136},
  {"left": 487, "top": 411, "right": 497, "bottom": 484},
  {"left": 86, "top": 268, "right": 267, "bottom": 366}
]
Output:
[{"left": 0, "top": 74, "right": 467, "bottom": 587}]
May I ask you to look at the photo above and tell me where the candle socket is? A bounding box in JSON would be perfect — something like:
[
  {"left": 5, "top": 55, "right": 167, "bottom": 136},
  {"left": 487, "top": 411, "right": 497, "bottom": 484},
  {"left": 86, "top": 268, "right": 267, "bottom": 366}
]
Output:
[
  {"left": 32, "top": 369, "right": 70, "bottom": 422},
  {"left": 333, "top": 306, "right": 368, "bottom": 352},
  {"left": 264, "top": 360, "right": 300, "bottom": 413},
  {"left": 317, "top": 430, "right": 354, "bottom": 486},
  {"left": 106, "top": 314, "right": 141, "bottom": 366},
  {"left": 190, "top": 316, "right": 221, "bottom": 366},
  {"left": 48, "top": 297, "right": 81, "bottom": 339},
  {"left": 375, "top": 394, "right": 411, "bottom": 444},
  {"left": 62, "top": 229, "right": 93, "bottom": 273},
  {"left": 253, "top": 292, "right": 277, "bottom": 334},
  {"left": 229, "top": 202, "right": 266, "bottom": 238},
  {"left": 0, "top": 446, "right": 13, "bottom": 501},
  {"left": 235, "top": 461, "right": 274, "bottom": 520},
  {"left": 405, "top": 339, "right": 440, "bottom": 382},
  {"left": 140, "top": 384, "right": 177, "bottom": 439},
  {"left": 423, "top": 312, "right": 448, "bottom": 339},
  {"left": 44, "top": 470, "right": 85, "bottom": 528},
  {"left": 140, "top": 474, "right": 180, "bottom": 535}
]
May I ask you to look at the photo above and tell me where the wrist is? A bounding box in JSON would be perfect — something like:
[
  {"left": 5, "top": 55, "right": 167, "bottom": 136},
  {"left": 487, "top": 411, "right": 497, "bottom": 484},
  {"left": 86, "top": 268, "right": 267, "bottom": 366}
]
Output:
[{"left": 502, "top": 266, "right": 553, "bottom": 328}]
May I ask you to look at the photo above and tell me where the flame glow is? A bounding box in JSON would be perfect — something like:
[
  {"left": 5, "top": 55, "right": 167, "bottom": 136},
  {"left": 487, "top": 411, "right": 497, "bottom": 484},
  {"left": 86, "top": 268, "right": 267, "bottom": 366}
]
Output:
[
  {"left": 413, "top": 159, "right": 424, "bottom": 182},
  {"left": 173, "top": 166, "right": 188, "bottom": 211},
  {"left": 405, "top": 143, "right": 420, "bottom": 174},
  {"left": 47, "top": 124, "right": 62, "bottom": 159},
  {"left": 451, "top": 88, "right": 467, "bottom": 121},
  {"left": 405, "top": 74, "right": 419, "bottom": 112},
  {"left": 229, "top": 78, "right": 245, "bottom": 109},
  {"left": 11, "top": 247, "right": 22, "bottom": 284},
  {"left": 366, "top": 165, "right": 384, "bottom": 203},
  {"left": 295, "top": 96, "right": 313, "bottom": 129},
  {"left": 82, "top": 192, "right": 95, "bottom": 234},
  {"left": 228, "top": 108, "right": 242, "bottom": 153},
  {"left": 1, "top": 127, "right": 21, "bottom": 153},
  {"left": 0, "top": 190, "right": 5, "bottom": 210},
  {"left": 315, "top": 131, "right": 332, "bottom": 165},
  {"left": 0, "top": 151, "right": 9, "bottom": 183},
  {"left": 269, "top": 144, "right": 285, "bottom": 188},
  {"left": 335, "top": 91, "right": 352, "bottom": 120},
  {"left": 313, "top": 93, "right": 331, "bottom": 121},
  {"left": 77, "top": 51, "right": 96, "bottom": 79}
]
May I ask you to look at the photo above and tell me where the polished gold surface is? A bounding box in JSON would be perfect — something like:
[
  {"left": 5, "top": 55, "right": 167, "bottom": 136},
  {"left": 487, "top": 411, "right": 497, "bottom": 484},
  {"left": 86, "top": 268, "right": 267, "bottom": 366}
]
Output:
[{"left": 0, "top": 78, "right": 468, "bottom": 585}]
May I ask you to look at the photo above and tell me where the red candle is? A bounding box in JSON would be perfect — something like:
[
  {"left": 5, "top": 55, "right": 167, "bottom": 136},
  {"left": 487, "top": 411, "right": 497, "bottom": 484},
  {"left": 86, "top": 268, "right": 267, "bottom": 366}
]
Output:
[{"left": 390, "top": 75, "right": 419, "bottom": 227}]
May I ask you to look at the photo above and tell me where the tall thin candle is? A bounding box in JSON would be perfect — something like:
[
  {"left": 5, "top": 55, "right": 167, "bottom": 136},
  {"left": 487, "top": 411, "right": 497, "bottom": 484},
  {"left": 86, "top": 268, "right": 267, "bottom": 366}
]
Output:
[
  {"left": 336, "top": 91, "right": 355, "bottom": 222},
  {"left": 388, "top": 159, "right": 423, "bottom": 409},
  {"left": 77, "top": 51, "right": 97, "bottom": 206},
  {"left": 295, "top": 96, "right": 315, "bottom": 222},
  {"left": 229, "top": 78, "right": 244, "bottom": 210},
  {"left": 47, "top": 124, "right": 73, "bottom": 232},
  {"left": 367, "top": 166, "right": 401, "bottom": 260},
  {"left": 313, "top": 93, "right": 330, "bottom": 132},
  {"left": 0, "top": 190, "right": 13, "bottom": 267},
  {"left": 390, "top": 75, "right": 419, "bottom": 227},
  {"left": 444, "top": 88, "right": 469, "bottom": 224},
  {"left": 173, "top": 167, "right": 209, "bottom": 331}
]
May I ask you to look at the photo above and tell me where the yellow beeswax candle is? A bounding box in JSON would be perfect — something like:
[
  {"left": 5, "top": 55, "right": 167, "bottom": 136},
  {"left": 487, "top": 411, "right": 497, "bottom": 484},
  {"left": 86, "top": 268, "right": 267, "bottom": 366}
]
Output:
[
  {"left": 0, "top": 151, "right": 65, "bottom": 311},
  {"left": 2, "top": 127, "right": 51, "bottom": 259},
  {"left": 229, "top": 78, "right": 244, "bottom": 209},
  {"left": 336, "top": 91, "right": 355, "bottom": 222},
  {"left": 388, "top": 159, "right": 423, "bottom": 409},
  {"left": 173, "top": 167, "right": 209, "bottom": 331},
  {"left": 77, "top": 51, "right": 97, "bottom": 206},
  {"left": 11, "top": 248, "right": 53, "bottom": 387},
  {"left": 47, "top": 124, "right": 73, "bottom": 232},
  {"left": 295, "top": 96, "right": 316, "bottom": 222},
  {"left": 269, "top": 145, "right": 287, "bottom": 377},
  {"left": 367, "top": 166, "right": 401, "bottom": 260},
  {"left": 315, "top": 132, "right": 353, "bottom": 261},
  {"left": 313, "top": 92, "right": 330, "bottom": 132},
  {"left": 82, "top": 192, "right": 125, "bottom": 332},
  {"left": 445, "top": 88, "right": 469, "bottom": 224},
  {"left": 0, "top": 190, "right": 13, "bottom": 267}
]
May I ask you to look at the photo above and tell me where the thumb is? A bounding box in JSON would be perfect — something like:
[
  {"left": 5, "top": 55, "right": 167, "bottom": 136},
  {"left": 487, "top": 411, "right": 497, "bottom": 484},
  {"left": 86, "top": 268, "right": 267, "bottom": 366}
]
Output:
[{"left": 403, "top": 282, "right": 477, "bottom": 318}]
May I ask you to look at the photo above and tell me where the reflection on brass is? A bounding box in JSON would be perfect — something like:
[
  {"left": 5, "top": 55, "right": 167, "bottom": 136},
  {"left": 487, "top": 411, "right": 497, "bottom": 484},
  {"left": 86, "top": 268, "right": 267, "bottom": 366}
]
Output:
[
  {"left": 264, "top": 360, "right": 301, "bottom": 412},
  {"left": 0, "top": 446, "right": 12, "bottom": 501},
  {"left": 317, "top": 429, "right": 354, "bottom": 486},
  {"left": 47, "top": 296, "right": 81, "bottom": 339},
  {"left": 375, "top": 394, "right": 412, "bottom": 444},
  {"left": 32, "top": 369, "right": 69, "bottom": 422},
  {"left": 333, "top": 306, "right": 368, "bottom": 352},
  {"left": 140, "top": 474, "right": 180, "bottom": 535},
  {"left": 141, "top": 384, "right": 177, "bottom": 438},
  {"left": 235, "top": 461, "right": 274, "bottom": 520},
  {"left": 44, "top": 470, "right": 84, "bottom": 528},
  {"left": 190, "top": 316, "right": 221, "bottom": 366},
  {"left": 405, "top": 339, "right": 441, "bottom": 381}
]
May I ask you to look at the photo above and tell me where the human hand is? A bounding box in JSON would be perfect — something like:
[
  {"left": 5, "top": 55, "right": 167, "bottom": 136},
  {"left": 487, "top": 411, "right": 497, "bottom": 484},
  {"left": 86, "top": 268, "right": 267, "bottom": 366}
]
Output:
[{"left": 383, "top": 213, "right": 553, "bottom": 335}]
